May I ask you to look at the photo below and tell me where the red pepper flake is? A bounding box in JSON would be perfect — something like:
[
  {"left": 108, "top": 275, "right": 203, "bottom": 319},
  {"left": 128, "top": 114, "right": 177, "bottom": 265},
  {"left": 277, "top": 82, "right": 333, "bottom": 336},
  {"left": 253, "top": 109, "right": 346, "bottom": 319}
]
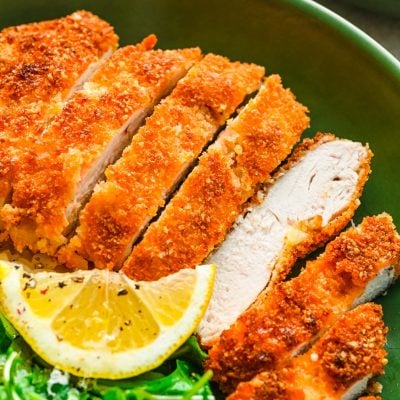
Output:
[{"left": 40, "top": 287, "right": 49, "bottom": 295}]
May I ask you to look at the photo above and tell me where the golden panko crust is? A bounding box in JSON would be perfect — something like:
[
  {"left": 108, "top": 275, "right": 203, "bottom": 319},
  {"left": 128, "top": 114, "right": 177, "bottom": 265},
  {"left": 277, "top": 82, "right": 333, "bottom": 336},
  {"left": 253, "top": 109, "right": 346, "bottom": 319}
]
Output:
[
  {"left": 122, "top": 75, "right": 310, "bottom": 280},
  {"left": 207, "top": 214, "right": 400, "bottom": 393},
  {"left": 60, "top": 54, "right": 264, "bottom": 270},
  {"left": 0, "top": 11, "right": 118, "bottom": 206},
  {"left": 0, "top": 11, "right": 117, "bottom": 106},
  {"left": 2, "top": 40, "right": 201, "bottom": 255},
  {"left": 228, "top": 304, "right": 387, "bottom": 400}
]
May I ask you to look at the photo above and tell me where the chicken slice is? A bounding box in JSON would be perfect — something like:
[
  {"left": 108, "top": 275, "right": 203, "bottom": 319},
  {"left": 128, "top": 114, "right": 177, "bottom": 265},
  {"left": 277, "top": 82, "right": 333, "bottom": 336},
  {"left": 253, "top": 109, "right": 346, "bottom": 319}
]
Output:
[
  {"left": 228, "top": 304, "right": 387, "bottom": 400},
  {"left": 0, "top": 11, "right": 118, "bottom": 210},
  {"left": 198, "top": 133, "right": 372, "bottom": 346},
  {"left": 358, "top": 397, "right": 382, "bottom": 400},
  {"left": 60, "top": 54, "right": 264, "bottom": 270},
  {"left": 121, "top": 75, "right": 310, "bottom": 281},
  {"left": 207, "top": 213, "right": 400, "bottom": 392},
  {"left": 1, "top": 38, "right": 201, "bottom": 255}
]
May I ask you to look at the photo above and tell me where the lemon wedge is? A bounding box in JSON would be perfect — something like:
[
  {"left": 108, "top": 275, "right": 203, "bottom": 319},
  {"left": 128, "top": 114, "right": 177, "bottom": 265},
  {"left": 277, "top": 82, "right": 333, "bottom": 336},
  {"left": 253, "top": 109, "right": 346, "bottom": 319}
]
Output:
[{"left": 0, "top": 261, "right": 215, "bottom": 379}]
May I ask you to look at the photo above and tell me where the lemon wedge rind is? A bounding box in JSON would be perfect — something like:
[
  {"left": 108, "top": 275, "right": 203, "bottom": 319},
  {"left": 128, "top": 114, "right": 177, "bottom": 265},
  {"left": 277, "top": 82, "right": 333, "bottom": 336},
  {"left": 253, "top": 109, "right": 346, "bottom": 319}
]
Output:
[{"left": 0, "top": 261, "right": 216, "bottom": 379}]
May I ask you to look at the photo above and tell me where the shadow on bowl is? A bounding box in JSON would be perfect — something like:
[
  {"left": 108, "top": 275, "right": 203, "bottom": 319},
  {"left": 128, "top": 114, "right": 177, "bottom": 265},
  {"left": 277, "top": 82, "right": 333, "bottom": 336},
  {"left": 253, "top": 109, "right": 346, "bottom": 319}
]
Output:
[{"left": 339, "top": 0, "right": 400, "bottom": 18}]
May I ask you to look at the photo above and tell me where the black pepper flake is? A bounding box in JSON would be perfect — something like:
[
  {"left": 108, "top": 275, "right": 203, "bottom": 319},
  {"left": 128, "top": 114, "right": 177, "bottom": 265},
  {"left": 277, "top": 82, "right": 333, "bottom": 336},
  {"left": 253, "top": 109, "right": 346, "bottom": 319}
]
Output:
[
  {"left": 14, "top": 265, "right": 20, "bottom": 270},
  {"left": 22, "top": 273, "right": 31, "bottom": 279},
  {"left": 124, "top": 320, "right": 132, "bottom": 326},
  {"left": 23, "top": 278, "right": 37, "bottom": 291},
  {"left": 120, "top": 326, "right": 124, "bottom": 331},
  {"left": 134, "top": 284, "right": 140, "bottom": 290},
  {"left": 58, "top": 281, "right": 67, "bottom": 288},
  {"left": 117, "top": 289, "right": 128, "bottom": 296}
]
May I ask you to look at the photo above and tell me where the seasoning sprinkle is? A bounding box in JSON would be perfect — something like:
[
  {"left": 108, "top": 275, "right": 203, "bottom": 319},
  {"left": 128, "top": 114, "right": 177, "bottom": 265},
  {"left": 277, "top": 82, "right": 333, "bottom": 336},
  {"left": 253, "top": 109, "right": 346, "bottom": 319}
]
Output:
[
  {"left": 117, "top": 289, "right": 128, "bottom": 296},
  {"left": 40, "top": 287, "right": 49, "bottom": 295},
  {"left": 23, "top": 278, "right": 37, "bottom": 291}
]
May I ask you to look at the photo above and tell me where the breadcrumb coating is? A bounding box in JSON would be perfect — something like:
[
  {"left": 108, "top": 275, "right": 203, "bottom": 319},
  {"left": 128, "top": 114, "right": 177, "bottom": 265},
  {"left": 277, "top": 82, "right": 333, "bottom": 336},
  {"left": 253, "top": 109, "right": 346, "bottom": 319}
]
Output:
[
  {"left": 228, "top": 304, "right": 387, "bottom": 400},
  {"left": 2, "top": 39, "right": 201, "bottom": 255},
  {"left": 122, "top": 75, "right": 310, "bottom": 280},
  {"left": 358, "top": 397, "right": 382, "bottom": 400},
  {"left": 61, "top": 54, "right": 264, "bottom": 270},
  {"left": 0, "top": 11, "right": 118, "bottom": 207},
  {"left": 207, "top": 214, "right": 400, "bottom": 392}
]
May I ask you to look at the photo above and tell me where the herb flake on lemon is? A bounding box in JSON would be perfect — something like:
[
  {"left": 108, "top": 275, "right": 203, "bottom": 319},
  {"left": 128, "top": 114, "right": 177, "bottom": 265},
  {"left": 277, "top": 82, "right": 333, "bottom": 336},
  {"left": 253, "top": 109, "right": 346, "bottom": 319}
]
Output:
[{"left": 0, "top": 261, "right": 215, "bottom": 379}]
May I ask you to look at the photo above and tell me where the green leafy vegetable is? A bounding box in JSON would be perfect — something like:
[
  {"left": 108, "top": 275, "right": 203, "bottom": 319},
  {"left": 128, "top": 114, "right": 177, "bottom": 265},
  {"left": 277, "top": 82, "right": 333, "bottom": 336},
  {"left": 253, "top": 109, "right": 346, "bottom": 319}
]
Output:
[{"left": 0, "top": 311, "right": 215, "bottom": 400}]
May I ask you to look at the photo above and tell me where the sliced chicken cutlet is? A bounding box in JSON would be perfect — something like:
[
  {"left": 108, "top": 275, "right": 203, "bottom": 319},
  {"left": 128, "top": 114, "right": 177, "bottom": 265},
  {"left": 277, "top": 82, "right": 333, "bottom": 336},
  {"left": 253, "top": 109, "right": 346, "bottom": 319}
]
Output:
[
  {"left": 122, "top": 75, "right": 310, "bottom": 280},
  {"left": 1, "top": 38, "right": 201, "bottom": 254},
  {"left": 60, "top": 54, "right": 264, "bottom": 270},
  {"left": 229, "top": 304, "right": 387, "bottom": 400},
  {"left": 0, "top": 11, "right": 118, "bottom": 210},
  {"left": 198, "top": 133, "right": 372, "bottom": 346},
  {"left": 207, "top": 213, "right": 400, "bottom": 392},
  {"left": 359, "top": 397, "right": 382, "bottom": 400}
]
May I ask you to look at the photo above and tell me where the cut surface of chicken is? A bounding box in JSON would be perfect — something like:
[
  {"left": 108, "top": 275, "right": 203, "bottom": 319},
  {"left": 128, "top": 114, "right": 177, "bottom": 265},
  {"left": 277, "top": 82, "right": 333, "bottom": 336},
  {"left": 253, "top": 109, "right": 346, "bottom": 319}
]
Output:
[
  {"left": 228, "top": 303, "right": 387, "bottom": 400},
  {"left": 207, "top": 213, "right": 400, "bottom": 393},
  {"left": 0, "top": 11, "right": 118, "bottom": 210},
  {"left": 60, "top": 54, "right": 264, "bottom": 270},
  {"left": 198, "top": 133, "right": 372, "bottom": 346},
  {"left": 121, "top": 75, "right": 310, "bottom": 281},
  {"left": 1, "top": 38, "right": 201, "bottom": 255}
]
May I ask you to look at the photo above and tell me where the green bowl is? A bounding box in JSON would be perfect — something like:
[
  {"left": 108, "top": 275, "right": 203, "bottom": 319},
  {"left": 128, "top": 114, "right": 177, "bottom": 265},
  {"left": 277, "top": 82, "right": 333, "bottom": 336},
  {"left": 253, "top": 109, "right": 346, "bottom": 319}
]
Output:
[{"left": 1, "top": 0, "right": 399, "bottom": 398}]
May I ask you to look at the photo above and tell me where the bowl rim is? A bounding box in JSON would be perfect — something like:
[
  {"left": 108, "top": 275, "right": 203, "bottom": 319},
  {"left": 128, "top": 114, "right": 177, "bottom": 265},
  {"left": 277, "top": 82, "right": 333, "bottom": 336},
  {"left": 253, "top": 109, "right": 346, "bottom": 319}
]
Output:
[{"left": 284, "top": 0, "right": 400, "bottom": 81}]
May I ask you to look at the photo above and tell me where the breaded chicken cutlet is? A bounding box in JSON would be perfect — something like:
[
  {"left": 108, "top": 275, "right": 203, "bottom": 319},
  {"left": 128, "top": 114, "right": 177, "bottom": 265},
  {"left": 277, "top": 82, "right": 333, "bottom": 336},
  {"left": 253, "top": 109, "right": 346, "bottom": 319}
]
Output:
[
  {"left": 198, "top": 133, "right": 372, "bottom": 345},
  {"left": 2, "top": 38, "right": 201, "bottom": 254},
  {"left": 207, "top": 214, "right": 400, "bottom": 393},
  {"left": 60, "top": 54, "right": 264, "bottom": 270},
  {"left": 228, "top": 304, "right": 387, "bottom": 400},
  {"left": 122, "top": 75, "right": 310, "bottom": 280},
  {"left": 0, "top": 11, "right": 118, "bottom": 212}
]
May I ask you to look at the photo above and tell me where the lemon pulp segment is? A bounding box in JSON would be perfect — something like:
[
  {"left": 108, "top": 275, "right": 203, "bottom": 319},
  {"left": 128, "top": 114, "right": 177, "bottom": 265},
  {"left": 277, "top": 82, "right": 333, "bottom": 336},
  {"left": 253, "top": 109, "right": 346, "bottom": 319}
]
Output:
[{"left": 0, "top": 260, "right": 216, "bottom": 379}]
